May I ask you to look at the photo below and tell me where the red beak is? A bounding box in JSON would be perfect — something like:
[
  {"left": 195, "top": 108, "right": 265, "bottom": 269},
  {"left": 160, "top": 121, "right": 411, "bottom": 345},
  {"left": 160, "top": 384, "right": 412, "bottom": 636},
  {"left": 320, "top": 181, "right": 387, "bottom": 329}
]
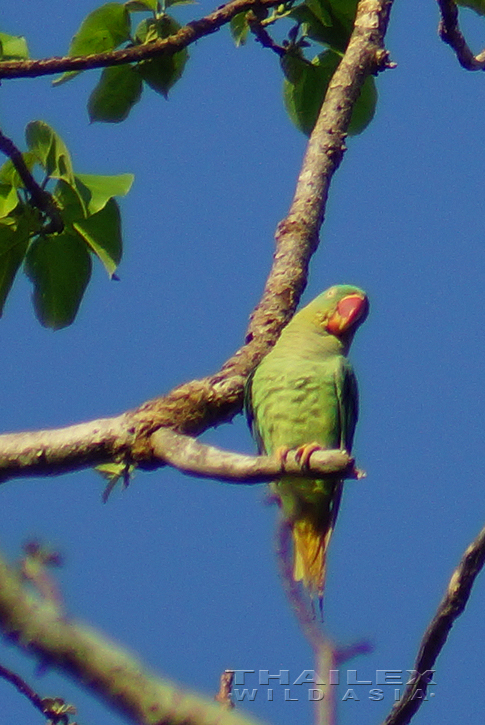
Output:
[{"left": 326, "top": 294, "right": 368, "bottom": 336}]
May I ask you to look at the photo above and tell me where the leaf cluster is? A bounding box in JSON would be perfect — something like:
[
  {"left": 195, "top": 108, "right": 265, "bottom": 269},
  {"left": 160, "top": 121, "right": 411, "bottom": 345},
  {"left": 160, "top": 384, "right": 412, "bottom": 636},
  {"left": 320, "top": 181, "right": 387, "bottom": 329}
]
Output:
[
  {"left": 0, "top": 122, "right": 133, "bottom": 329},
  {"left": 53, "top": 1, "right": 190, "bottom": 123},
  {"left": 232, "top": 0, "right": 376, "bottom": 136}
]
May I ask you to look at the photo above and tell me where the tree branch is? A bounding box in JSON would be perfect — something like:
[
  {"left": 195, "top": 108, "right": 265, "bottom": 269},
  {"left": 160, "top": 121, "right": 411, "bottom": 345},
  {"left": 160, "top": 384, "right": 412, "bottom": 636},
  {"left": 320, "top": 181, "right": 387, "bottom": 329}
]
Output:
[
  {"left": 0, "top": 0, "right": 394, "bottom": 482},
  {"left": 0, "top": 421, "right": 356, "bottom": 484},
  {"left": 437, "top": 0, "right": 485, "bottom": 70},
  {"left": 0, "top": 127, "right": 63, "bottom": 233},
  {"left": 151, "top": 428, "right": 356, "bottom": 482},
  {"left": 0, "top": 552, "right": 263, "bottom": 725},
  {"left": 0, "top": 0, "right": 283, "bottom": 80},
  {"left": 129, "top": 0, "right": 395, "bottom": 444},
  {"left": 0, "top": 413, "right": 135, "bottom": 482},
  {"left": 0, "top": 662, "right": 76, "bottom": 724},
  {"left": 381, "top": 522, "right": 485, "bottom": 725}
]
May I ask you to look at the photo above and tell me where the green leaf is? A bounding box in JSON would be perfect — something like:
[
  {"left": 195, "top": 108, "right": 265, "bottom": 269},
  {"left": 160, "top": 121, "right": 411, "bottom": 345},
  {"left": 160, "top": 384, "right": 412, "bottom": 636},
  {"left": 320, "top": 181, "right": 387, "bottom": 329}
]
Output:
[
  {"left": 165, "top": 0, "right": 197, "bottom": 7},
  {"left": 96, "top": 461, "right": 135, "bottom": 503},
  {"left": 348, "top": 74, "right": 377, "bottom": 136},
  {"left": 283, "top": 50, "right": 377, "bottom": 136},
  {"left": 283, "top": 52, "right": 331, "bottom": 135},
  {"left": 25, "top": 232, "right": 92, "bottom": 329},
  {"left": 53, "top": 179, "right": 88, "bottom": 223},
  {"left": 0, "top": 184, "right": 19, "bottom": 218},
  {"left": 125, "top": 0, "right": 158, "bottom": 9},
  {"left": 53, "top": 3, "right": 131, "bottom": 85},
  {"left": 230, "top": 12, "right": 251, "bottom": 47},
  {"left": 289, "top": 2, "right": 351, "bottom": 52},
  {"left": 0, "top": 32, "right": 29, "bottom": 60},
  {"left": 74, "top": 198, "right": 122, "bottom": 276},
  {"left": 136, "top": 16, "right": 188, "bottom": 97},
  {"left": 0, "top": 219, "right": 31, "bottom": 315},
  {"left": 326, "top": 0, "right": 358, "bottom": 25},
  {"left": 75, "top": 173, "right": 134, "bottom": 214},
  {"left": 305, "top": 0, "right": 333, "bottom": 27},
  {"left": 0, "top": 151, "right": 37, "bottom": 188},
  {"left": 456, "top": 0, "right": 485, "bottom": 14},
  {"left": 25, "top": 121, "right": 74, "bottom": 183},
  {"left": 88, "top": 65, "right": 143, "bottom": 123}
]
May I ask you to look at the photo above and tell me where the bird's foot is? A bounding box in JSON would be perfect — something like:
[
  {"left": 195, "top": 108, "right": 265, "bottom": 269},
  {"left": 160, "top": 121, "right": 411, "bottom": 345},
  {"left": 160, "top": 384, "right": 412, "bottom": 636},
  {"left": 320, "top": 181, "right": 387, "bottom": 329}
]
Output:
[
  {"left": 274, "top": 446, "right": 292, "bottom": 472},
  {"left": 294, "top": 442, "right": 327, "bottom": 471}
]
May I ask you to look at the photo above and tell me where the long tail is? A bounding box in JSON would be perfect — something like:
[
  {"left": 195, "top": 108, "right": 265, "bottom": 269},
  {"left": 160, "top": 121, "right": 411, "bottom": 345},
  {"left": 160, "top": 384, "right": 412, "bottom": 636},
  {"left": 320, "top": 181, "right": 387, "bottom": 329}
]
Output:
[{"left": 291, "top": 482, "right": 343, "bottom": 599}]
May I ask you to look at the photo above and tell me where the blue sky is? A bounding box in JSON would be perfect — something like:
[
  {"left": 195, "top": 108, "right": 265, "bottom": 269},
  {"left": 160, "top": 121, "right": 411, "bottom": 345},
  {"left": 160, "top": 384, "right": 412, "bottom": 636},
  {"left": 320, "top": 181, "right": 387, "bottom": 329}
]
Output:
[{"left": 1, "top": 1, "right": 485, "bottom": 724}]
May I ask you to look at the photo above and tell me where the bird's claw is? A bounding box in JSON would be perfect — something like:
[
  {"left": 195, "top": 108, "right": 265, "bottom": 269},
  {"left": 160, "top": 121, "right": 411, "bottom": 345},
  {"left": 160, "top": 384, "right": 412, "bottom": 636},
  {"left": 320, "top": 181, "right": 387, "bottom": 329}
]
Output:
[
  {"left": 294, "top": 442, "right": 326, "bottom": 471},
  {"left": 274, "top": 446, "right": 292, "bottom": 472}
]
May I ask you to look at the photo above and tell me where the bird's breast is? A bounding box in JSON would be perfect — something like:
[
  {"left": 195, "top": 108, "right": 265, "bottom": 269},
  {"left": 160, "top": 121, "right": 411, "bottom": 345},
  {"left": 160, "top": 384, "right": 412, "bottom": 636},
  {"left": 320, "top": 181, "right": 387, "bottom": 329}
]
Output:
[{"left": 251, "top": 356, "right": 342, "bottom": 453}]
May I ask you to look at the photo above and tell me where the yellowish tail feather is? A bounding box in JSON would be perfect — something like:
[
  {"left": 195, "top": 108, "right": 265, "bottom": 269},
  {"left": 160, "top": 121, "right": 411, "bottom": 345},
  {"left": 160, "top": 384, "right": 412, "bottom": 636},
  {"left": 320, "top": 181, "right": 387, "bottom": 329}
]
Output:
[{"left": 292, "top": 518, "right": 334, "bottom": 598}]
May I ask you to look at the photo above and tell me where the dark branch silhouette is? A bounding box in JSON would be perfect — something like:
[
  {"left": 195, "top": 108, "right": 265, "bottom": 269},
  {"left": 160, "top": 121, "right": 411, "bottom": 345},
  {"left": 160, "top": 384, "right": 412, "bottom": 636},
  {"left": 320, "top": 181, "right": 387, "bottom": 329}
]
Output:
[
  {"left": 0, "top": 0, "right": 283, "bottom": 80},
  {"left": 0, "top": 127, "right": 63, "bottom": 233},
  {"left": 381, "top": 522, "right": 485, "bottom": 725},
  {"left": 437, "top": 0, "right": 485, "bottom": 70}
]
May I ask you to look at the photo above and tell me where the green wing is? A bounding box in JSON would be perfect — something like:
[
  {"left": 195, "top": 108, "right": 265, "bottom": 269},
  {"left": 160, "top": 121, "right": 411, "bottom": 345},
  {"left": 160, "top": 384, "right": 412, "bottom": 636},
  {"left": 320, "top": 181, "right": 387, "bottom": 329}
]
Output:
[
  {"left": 335, "top": 358, "right": 359, "bottom": 453},
  {"left": 244, "top": 368, "right": 266, "bottom": 454}
]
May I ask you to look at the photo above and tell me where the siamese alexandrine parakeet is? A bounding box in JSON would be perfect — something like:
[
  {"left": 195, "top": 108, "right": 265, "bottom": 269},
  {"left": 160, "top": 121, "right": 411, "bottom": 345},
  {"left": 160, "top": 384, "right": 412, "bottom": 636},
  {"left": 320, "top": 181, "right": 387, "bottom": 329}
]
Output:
[{"left": 245, "top": 285, "right": 369, "bottom": 605}]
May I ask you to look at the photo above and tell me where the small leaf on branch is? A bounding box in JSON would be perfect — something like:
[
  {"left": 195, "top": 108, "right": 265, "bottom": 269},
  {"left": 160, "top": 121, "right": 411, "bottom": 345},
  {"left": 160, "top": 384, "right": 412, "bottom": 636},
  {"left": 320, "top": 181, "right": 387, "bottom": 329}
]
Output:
[
  {"left": 75, "top": 173, "right": 134, "bottom": 214},
  {"left": 54, "top": 179, "right": 87, "bottom": 223},
  {"left": 0, "top": 152, "right": 37, "bottom": 189},
  {"left": 135, "top": 16, "right": 188, "bottom": 97},
  {"left": 305, "top": 0, "right": 333, "bottom": 27},
  {"left": 289, "top": 1, "right": 352, "bottom": 53},
  {"left": 455, "top": 0, "right": 485, "bottom": 15},
  {"left": 0, "top": 184, "right": 19, "bottom": 218},
  {"left": 283, "top": 50, "right": 377, "bottom": 136},
  {"left": 125, "top": 0, "right": 158, "bottom": 9},
  {"left": 0, "top": 219, "right": 30, "bottom": 316},
  {"left": 25, "top": 121, "right": 75, "bottom": 184},
  {"left": 25, "top": 232, "right": 92, "bottom": 329},
  {"left": 230, "top": 12, "right": 251, "bottom": 46},
  {"left": 88, "top": 65, "right": 143, "bottom": 123},
  {"left": 74, "top": 199, "right": 123, "bottom": 277},
  {"left": 53, "top": 2, "right": 131, "bottom": 85},
  {"left": 165, "top": 0, "right": 197, "bottom": 6},
  {"left": 0, "top": 32, "right": 29, "bottom": 60}
]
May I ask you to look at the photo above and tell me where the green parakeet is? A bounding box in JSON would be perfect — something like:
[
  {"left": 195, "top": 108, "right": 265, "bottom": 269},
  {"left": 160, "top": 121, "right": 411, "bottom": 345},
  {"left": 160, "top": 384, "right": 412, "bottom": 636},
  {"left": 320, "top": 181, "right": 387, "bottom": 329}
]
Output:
[{"left": 245, "top": 285, "right": 369, "bottom": 603}]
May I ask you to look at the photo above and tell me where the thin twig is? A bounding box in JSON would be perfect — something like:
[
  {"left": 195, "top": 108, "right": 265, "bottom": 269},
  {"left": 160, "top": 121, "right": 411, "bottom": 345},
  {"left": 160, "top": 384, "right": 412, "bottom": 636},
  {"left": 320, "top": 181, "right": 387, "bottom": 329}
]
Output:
[
  {"left": 0, "top": 128, "right": 63, "bottom": 233},
  {"left": 151, "top": 428, "right": 356, "bottom": 482},
  {"left": 437, "top": 0, "right": 485, "bottom": 70},
  {"left": 0, "top": 663, "right": 75, "bottom": 724},
  {"left": 276, "top": 519, "right": 372, "bottom": 725},
  {"left": 0, "top": 0, "right": 283, "bottom": 80},
  {"left": 246, "top": 12, "right": 286, "bottom": 56},
  {"left": 215, "top": 670, "right": 235, "bottom": 709},
  {"left": 381, "top": 522, "right": 485, "bottom": 725}
]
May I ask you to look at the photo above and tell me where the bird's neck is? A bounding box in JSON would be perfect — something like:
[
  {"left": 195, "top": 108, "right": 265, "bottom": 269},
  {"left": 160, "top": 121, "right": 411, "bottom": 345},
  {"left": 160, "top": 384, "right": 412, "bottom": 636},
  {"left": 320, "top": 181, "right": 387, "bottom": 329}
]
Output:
[{"left": 278, "top": 323, "right": 351, "bottom": 358}]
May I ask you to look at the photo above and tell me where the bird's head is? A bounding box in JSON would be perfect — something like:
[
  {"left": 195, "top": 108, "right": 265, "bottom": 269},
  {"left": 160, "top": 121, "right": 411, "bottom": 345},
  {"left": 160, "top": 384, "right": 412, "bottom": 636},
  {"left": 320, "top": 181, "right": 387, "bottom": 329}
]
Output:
[{"left": 298, "top": 284, "right": 369, "bottom": 352}]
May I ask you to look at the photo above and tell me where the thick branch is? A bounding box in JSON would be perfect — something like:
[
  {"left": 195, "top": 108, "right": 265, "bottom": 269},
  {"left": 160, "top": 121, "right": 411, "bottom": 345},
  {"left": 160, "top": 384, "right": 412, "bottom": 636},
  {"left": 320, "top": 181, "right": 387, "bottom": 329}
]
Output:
[
  {"left": 381, "top": 522, "right": 485, "bottom": 725},
  {"left": 437, "top": 0, "right": 485, "bottom": 70},
  {"left": 0, "top": 414, "right": 135, "bottom": 482},
  {"left": 0, "top": 0, "right": 282, "bottom": 80},
  {"left": 0, "top": 553, "right": 262, "bottom": 725},
  {"left": 0, "top": 422, "right": 355, "bottom": 484}
]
